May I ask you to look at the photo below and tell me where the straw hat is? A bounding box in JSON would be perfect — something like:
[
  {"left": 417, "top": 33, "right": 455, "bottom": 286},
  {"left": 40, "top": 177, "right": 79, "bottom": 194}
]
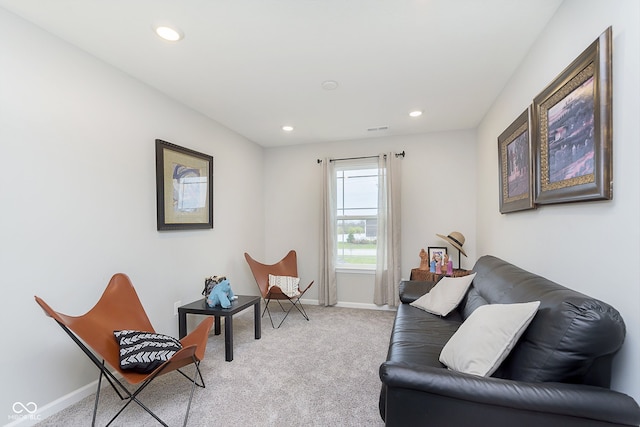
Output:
[{"left": 436, "top": 231, "right": 467, "bottom": 257}]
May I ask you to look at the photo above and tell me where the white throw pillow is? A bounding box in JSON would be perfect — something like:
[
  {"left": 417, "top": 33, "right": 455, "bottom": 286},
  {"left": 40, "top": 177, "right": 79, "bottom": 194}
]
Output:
[
  {"left": 410, "top": 273, "right": 477, "bottom": 316},
  {"left": 268, "top": 274, "right": 301, "bottom": 297},
  {"left": 439, "top": 301, "right": 541, "bottom": 377}
]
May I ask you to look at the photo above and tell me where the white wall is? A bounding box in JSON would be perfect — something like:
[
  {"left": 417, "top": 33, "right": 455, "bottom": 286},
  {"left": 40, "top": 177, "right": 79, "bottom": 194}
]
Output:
[
  {"left": 262, "top": 130, "right": 477, "bottom": 305},
  {"left": 0, "top": 8, "right": 264, "bottom": 422},
  {"left": 476, "top": 0, "right": 640, "bottom": 400}
]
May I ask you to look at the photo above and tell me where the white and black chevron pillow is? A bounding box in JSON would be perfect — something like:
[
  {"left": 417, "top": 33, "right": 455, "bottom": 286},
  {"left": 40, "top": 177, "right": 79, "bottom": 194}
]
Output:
[{"left": 113, "top": 330, "right": 182, "bottom": 373}]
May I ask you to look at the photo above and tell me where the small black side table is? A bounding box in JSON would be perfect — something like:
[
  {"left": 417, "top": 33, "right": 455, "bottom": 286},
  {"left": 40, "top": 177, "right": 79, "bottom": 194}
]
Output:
[{"left": 178, "top": 295, "right": 261, "bottom": 362}]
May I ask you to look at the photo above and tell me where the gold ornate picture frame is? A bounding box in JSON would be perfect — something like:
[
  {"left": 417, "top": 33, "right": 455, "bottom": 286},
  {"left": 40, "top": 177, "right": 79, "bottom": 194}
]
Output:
[
  {"left": 533, "top": 27, "right": 612, "bottom": 205},
  {"left": 498, "top": 108, "right": 535, "bottom": 213}
]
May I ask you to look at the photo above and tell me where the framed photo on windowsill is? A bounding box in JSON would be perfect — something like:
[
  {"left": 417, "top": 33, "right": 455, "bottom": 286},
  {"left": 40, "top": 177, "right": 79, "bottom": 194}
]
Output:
[{"left": 155, "top": 139, "right": 213, "bottom": 230}]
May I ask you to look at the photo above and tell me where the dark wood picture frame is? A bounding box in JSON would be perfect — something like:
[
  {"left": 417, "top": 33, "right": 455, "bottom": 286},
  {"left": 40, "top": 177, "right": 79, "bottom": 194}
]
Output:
[
  {"left": 155, "top": 139, "right": 213, "bottom": 230},
  {"left": 533, "top": 27, "right": 612, "bottom": 205},
  {"left": 498, "top": 108, "right": 535, "bottom": 213}
]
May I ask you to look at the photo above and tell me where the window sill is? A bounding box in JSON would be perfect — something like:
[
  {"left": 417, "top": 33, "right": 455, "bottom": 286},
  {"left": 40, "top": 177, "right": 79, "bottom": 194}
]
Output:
[{"left": 336, "top": 267, "right": 375, "bottom": 275}]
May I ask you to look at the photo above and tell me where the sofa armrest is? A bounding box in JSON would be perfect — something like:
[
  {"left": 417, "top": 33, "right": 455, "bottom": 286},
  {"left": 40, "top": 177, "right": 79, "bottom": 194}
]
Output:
[
  {"left": 380, "top": 362, "right": 640, "bottom": 426},
  {"left": 398, "top": 280, "right": 436, "bottom": 304}
]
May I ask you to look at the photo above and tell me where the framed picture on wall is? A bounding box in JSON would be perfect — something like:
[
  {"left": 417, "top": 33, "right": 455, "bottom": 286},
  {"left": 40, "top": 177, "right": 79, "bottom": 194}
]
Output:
[
  {"left": 155, "top": 139, "right": 214, "bottom": 230},
  {"left": 498, "top": 107, "right": 535, "bottom": 213},
  {"left": 533, "top": 27, "right": 612, "bottom": 205}
]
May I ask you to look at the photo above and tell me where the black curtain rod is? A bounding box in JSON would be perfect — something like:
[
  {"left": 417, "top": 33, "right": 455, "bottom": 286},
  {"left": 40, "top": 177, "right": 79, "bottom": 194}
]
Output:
[{"left": 316, "top": 150, "right": 405, "bottom": 164}]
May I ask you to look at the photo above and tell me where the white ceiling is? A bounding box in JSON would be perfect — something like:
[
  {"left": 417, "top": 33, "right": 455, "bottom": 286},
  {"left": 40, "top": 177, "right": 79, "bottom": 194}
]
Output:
[{"left": 0, "top": 0, "right": 563, "bottom": 147}]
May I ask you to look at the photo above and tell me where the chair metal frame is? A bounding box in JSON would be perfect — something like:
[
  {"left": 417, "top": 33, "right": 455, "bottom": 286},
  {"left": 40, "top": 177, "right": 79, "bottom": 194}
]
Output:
[
  {"left": 35, "top": 273, "right": 214, "bottom": 427},
  {"left": 244, "top": 250, "right": 314, "bottom": 329}
]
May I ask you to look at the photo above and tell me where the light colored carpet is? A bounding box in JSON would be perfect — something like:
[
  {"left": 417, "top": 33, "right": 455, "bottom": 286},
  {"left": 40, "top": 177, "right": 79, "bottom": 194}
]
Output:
[{"left": 36, "top": 304, "right": 395, "bottom": 426}]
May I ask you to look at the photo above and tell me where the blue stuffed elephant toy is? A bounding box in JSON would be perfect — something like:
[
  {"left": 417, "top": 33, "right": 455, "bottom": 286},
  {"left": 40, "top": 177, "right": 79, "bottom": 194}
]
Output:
[{"left": 206, "top": 279, "right": 237, "bottom": 308}]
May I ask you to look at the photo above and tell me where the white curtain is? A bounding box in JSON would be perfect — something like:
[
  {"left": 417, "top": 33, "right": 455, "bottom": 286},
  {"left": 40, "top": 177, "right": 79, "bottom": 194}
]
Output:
[
  {"left": 319, "top": 158, "right": 337, "bottom": 306},
  {"left": 374, "top": 153, "right": 402, "bottom": 307}
]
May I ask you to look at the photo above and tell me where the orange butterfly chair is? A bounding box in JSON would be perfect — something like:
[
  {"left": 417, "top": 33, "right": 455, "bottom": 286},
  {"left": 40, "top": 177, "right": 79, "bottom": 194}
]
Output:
[
  {"left": 244, "top": 250, "right": 314, "bottom": 328},
  {"left": 35, "top": 273, "right": 213, "bottom": 427}
]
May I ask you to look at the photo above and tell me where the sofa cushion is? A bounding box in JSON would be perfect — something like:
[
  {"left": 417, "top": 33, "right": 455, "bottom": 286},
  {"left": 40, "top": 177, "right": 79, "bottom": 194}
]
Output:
[
  {"left": 410, "top": 273, "right": 476, "bottom": 316},
  {"left": 459, "top": 286, "right": 488, "bottom": 319},
  {"left": 439, "top": 301, "right": 540, "bottom": 376},
  {"left": 470, "top": 256, "right": 626, "bottom": 386},
  {"left": 387, "top": 303, "right": 461, "bottom": 368},
  {"left": 399, "top": 280, "right": 438, "bottom": 304}
]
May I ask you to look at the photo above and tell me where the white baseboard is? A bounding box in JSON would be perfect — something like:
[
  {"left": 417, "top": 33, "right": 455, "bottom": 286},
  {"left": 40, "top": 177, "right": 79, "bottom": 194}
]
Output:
[
  {"left": 301, "top": 298, "right": 397, "bottom": 311},
  {"left": 5, "top": 380, "right": 98, "bottom": 427}
]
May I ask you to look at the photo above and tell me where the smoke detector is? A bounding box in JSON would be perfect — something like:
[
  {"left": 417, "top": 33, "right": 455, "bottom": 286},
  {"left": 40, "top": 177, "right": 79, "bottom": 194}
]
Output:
[{"left": 321, "top": 80, "right": 339, "bottom": 90}]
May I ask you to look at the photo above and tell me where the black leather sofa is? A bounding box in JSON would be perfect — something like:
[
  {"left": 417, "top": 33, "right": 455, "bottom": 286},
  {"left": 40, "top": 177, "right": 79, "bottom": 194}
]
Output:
[{"left": 379, "top": 255, "right": 640, "bottom": 427}]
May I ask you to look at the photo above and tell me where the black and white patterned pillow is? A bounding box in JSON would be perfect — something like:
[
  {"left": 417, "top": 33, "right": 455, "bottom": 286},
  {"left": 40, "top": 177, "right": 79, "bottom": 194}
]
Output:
[{"left": 113, "top": 330, "right": 183, "bottom": 373}]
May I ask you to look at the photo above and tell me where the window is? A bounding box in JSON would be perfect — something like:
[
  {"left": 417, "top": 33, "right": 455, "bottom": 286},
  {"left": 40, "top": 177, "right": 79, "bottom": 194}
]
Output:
[{"left": 335, "top": 160, "right": 379, "bottom": 269}]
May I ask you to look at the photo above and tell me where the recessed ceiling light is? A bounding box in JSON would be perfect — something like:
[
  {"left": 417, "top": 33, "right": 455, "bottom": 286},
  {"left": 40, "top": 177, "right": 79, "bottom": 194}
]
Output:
[
  {"left": 321, "top": 80, "right": 339, "bottom": 90},
  {"left": 154, "top": 25, "right": 184, "bottom": 42},
  {"left": 282, "top": 125, "right": 294, "bottom": 132},
  {"left": 409, "top": 110, "right": 423, "bottom": 117}
]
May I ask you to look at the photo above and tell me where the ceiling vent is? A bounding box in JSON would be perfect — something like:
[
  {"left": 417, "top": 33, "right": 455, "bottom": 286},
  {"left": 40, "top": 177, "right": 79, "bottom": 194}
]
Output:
[{"left": 367, "top": 126, "right": 389, "bottom": 132}]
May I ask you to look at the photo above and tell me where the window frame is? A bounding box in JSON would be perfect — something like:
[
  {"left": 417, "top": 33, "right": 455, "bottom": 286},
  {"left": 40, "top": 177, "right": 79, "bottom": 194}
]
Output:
[{"left": 334, "top": 159, "right": 379, "bottom": 271}]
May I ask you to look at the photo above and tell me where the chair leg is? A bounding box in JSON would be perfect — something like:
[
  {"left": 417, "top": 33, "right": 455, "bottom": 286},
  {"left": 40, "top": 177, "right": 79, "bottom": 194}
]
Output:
[
  {"left": 272, "top": 297, "right": 309, "bottom": 328},
  {"left": 282, "top": 296, "right": 308, "bottom": 317},
  {"left": 84, "top": 358, "right": 166, "bottom": 426},
  {"left": 262, "top": 298, "right": 280, "bottom": 329},
  {"left": 105, "top": 374, "right": 168, "bottom": 427},
  {"left": 55, "top": 319, "right": 201, "bottom": 426},
  {"left": 91, "top": 369, "right": 103, "bottom": 427},
  {"left": 261, "top": 293, "right": 312, "bottom": 329},
  {"left": 284, "top": 298, "right": 309, "bottom": 322},
  {"left": 177, "top": 360, "right": 205, "bottom": 388},
  {"left": 182, "top": 358, "right": 200, "bottom": 427},
  {"left": 103, "top": 360, "right": 201, "bottom": 427},
  {"left": 291, "top": 298, "right": 310, "bottom": 321},
  {"left": 265, "top": 299, "right": 289, "bottom": 329},
  {"left": 274, "top": 302, "right": 290, "bottom": 329}
]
